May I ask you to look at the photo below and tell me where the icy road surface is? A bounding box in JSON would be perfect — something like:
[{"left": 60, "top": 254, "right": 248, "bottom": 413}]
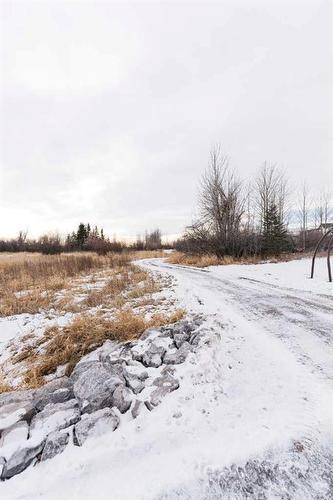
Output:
[{"left": 2, "top": 257, "right": 333, "bottom": 500}]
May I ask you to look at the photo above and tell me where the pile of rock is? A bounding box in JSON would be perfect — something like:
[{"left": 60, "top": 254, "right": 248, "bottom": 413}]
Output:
[{"left": 0, "top": 316, "right": 203, "bottom": 480}]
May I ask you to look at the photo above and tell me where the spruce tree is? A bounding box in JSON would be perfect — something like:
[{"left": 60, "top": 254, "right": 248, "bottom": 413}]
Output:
[
  {"left": 76, "top": 223, "right": 88, "bottom": 249},
  {"left": 261, "top": 203, "right": 289, "bottom": 256}
]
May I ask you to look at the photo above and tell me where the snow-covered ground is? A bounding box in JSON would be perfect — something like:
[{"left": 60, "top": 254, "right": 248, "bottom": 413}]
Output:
[
  {"left": 0, "top": 268, "right": 175, "bottom": 387},
  {"left": 1, "top": 257, "right": 333, "bottom": 499}
]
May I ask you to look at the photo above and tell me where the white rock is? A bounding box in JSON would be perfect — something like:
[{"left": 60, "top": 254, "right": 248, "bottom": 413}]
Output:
[
  {"left": 1, "top": 436, "right": 45, "bottom": 479},
  {"left": 30, "top": 399, "right": 80, "bottom": 439},
  {"left": 74, "top": 408, "right": 119, "bottom": 446},
  {"left": 72, "top": 362, "right": 124, "bottom": 413},
  {"left": 0, "top": 420, "right": 28, "bottom": 448},
  {"left": 33, "top": 377, "right": 73, "bottom": 411},
  {"left": 0, "top": 402, "right": 35, "bottom": 432},
  {"left": 124, "top": 372, "right": 145, "bottom": 394},
  {"left": 0, "top": 457, "right": 6, "bottom": 478},
  {"left": 147, "top": 372, "right": 180, "bottom": 408},
  {"left": 112, "top": 385, "right": 132, "bottom": 414},
  {"left": 131, "top": 400, "right": 144, "bottom": 419},
  {"left": 41, "top": 431, "right": 70, "bottom": 461},
  {"left": 163, "top": 342, "right": 192, "bottom": 365},
  {"left": 0, "top": 389, "right": 34, "bottom": 409}
]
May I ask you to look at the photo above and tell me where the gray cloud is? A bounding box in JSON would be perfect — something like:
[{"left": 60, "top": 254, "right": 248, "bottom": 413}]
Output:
[{"left": 1, "top": 0, "right": 332, "bottom": 239}]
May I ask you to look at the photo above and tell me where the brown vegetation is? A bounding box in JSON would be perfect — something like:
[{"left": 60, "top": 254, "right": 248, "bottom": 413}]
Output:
[
  {"left": 0, "top": 374, "right": 13, "bottom": 394},
  {"left": 167, "top": 251, "right": 260, "bottom": 267},
  {"left": 0, "top": 251, "right": 185, "bottom": 389},
  {"left": 0, "top": 251, "right": 164, "bottom": 316},
  {"left": 23, "top": 308, "right": 185, "bottom": 387},
  {"left": 167, "top": 250, "right": 318, "bottom": 268}
]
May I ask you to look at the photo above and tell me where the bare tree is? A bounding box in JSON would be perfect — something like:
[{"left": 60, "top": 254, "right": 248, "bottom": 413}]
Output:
[
  {"left": 323, "top": 189, "right": 332, "bottom": 226},
  {"left": 255, "top": 163, "right": 289, "bottom": 231},
  {"left": 145, "top": 229, "right": 162, "bottom": 250},
  {"left": 243, "top": 180, "right": 255, "bottom": 233},
  {"left": 314, "top": 189, "right": 332, "bottom": 228},
  {"left": 297, "top": 181, "right": 311, "bottom": 250},
  {"left": 198, "top": 145, "right": 245, "bottom": 255}
]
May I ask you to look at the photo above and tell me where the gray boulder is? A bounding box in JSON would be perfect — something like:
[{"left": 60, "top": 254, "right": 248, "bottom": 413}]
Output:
[
  {"left": 103, "top": 360, "right": 127, "bottom": 378},
  {"left": 152, "top": 372, "right": 180, "bottom": 392},
  {"left": 74, "top": 408, "right": 119, "bottom": 446},
  {"left": 0, "top": 389, "right": 34, "bottom": 409},
  {"left": 131, "top": 349, "right": 144, "bottom": 363},
  {"left": 0, "top": 457, "right": 6, "bottom": 478},
  {"left": 112, "top": 385, "right": 132, "bottom": 414},
  {"left": 141, "top": 343, "right": 166, "bottom": 368},
  {"left": 125, "top": 360, "right": 149, "bottom": 380},
  {"left": 179, "top": 320, "right": 196, "bottom": 334},
  {"left": 117, "top": 343, "right": 137, "bottom": 361},
  {"left": 41, "top": 431, "right": 70, "bottom": 461},
  {"left": 70, "top": 361, "right": 100, "bottom": 383},
  {"left": 30, "top": 399, "right": 80, "bottom": 438},
  {"left": 1, "top": 437, "right": 45, "bottom": 479},
  {"left": 163, "top": 342, "right": 192, "bottom": 365},
  {"left": 189, "top": 332, "right": 202, "bottom": 346},
  {"left": 137, "top": 370, "right": 149, "bottom": 381},
  {"left": 161, "top": 320, "right": 195, "bottom": 340},
  {"left": 173, "top": 331, "right": 191, "bottom": 348},
  {"left": 72, "top": 362, "right": 124, "bottom": 413},
  {"left": 0, "top": 420, "right": 29, "bottom": 448},
  {"left": 0, "top": 401, "right": 35, "bottom": 432},
  {"left": 139, "top": 328, "right": 160, "bottom": 341},
  {"left": 131, "top": 400, "right": 144, "bottom": 419},
  {"left": 33, "top": 377, "right": 73, "bottom": 411},
  {"left": 124, "top": 372, "right": 145, "bottom": 394},
  {"left": 144, "top": 400, "right": 154, "bottom": 411},
  {"left": 157, "top": 327, "right": 175, "bottom": 339},
  {"left": 147, "top": 372, "right": 179, "bottom": 408}
]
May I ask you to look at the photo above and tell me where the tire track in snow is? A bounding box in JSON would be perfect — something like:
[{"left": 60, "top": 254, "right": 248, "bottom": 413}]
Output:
[{"left": 139, "top": 258, "right": 333, "bottom": 499}]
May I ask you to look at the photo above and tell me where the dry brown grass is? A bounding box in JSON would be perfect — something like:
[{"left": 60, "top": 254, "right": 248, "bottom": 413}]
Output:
[
  {"left": 0, "top": 370, "right": 14, "bottom": 393},
  {"left": 166, "top": 251, "right": 315, "bottom": 268},
  {"left": 0, "top": 382, "right": 14, "bottom": 394},
  {"left": 0, "top": 251, "right": 186, "bottom": 390},
  {"left": 0, "top": 253, "right": 119, "bottom": 316},
  {"left": 81, "top": 265, "right": 161, "bottom": 310},
  {"left": 0, "top": 383, "right": 13, "bottom": 394},
  {"left": 167, "top": 252, "right": 241, "bottom": 267},
  {"left": 0, "top": 251, "right": 159, "bottom": 316},
  {"left": 23, "top": 308, "right": 185, "bottom": 387},
  {"left": 132, "top": 250, "right": 165, "bottom": 260}
]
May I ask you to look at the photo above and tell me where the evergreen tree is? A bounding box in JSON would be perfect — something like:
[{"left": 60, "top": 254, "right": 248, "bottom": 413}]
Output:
[
  {"left": 261, "top": 203, "right": 289, "bottom": 256},
  {"left": 76, "top": 223, "right": 88, "bottom": 249}
]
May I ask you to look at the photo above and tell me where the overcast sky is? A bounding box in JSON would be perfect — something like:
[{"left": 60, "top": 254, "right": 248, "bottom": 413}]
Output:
[{"left": 0, "top": 0, "right": 332, "bottom": 240}]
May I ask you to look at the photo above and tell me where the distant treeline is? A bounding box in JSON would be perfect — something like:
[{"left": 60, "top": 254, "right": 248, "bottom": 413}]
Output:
[
  {"left": 1, "top": 147, "right": 331, "bottom": 259},
  {"left": 0, "top": 224, "right": 165, "bottom": 255}
]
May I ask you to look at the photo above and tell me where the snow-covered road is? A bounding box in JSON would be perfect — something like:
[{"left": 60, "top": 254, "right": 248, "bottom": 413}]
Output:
[
  {"left": 144, "top": 257, "right": 333, "bottom": 384},
  {"left": 2, "top": 257, "right": 333, "bottom": 499},
  {"left": 139, "top": 257, "right": 333, "bottom": 498}
]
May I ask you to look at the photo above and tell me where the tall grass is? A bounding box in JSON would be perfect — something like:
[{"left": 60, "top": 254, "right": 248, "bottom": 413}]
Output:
[
  {"left": 167, "top": 251, "right": 314, "bottom": 268},
  {"left": 167, "top": 252, "right": 238, "bottom": 267},
  {"left": 24, "top": 308, "right": 185, "bottom": 387},
  {"left": 0, "top": 251, "right": 187, "bottom": 390},
  {"left": 0, "top": 253, "right": 130, "bottom": 288},
  {"left": 0, "top": 253, "right": 132, "bottom": 316}
]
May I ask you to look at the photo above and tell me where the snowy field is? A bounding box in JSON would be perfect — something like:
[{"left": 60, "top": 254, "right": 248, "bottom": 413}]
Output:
[{"left": 1, "top": 256, "right": 333, "bottom": 499}]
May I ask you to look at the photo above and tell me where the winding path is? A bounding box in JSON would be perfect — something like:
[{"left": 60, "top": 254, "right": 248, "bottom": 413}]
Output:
[{"left": 139, "top": 257, "right": 333, "bottom": 499}]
